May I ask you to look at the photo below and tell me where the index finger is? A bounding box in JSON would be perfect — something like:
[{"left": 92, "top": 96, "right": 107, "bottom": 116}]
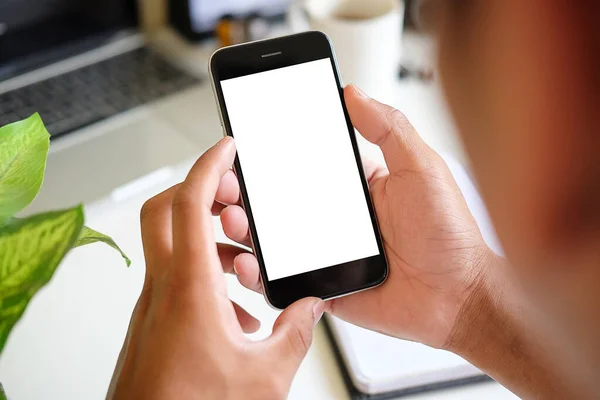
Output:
[{"left": 171, "top": 136, "right": 237, "bottom": 292}]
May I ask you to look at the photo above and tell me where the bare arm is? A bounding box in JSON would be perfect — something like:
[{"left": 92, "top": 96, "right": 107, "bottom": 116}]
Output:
[{"left": 446, "top": 254, "right": 591, "bottom": 399}]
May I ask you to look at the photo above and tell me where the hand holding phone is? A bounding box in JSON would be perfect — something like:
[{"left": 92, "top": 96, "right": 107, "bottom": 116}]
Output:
[
  {"left": 109, "top": 138, "right": 327, "bottom": 399},
  {"left": 216, "top": 81, "right": 496, "bottom": 351}
]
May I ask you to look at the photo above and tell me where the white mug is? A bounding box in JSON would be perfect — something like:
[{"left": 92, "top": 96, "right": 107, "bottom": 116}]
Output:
[{"left": 292, "top": 0, "right": 404, "bottom": 101}]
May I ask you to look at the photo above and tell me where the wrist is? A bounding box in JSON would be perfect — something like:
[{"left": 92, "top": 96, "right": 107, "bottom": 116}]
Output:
[
  {"left": 443, "top": 249, "right": 506, "bottom": 355},
  {"left": 443, "top": 252, "right": 590, "bottom": 398}
]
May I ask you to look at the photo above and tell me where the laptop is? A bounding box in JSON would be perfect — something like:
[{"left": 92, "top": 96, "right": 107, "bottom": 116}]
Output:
[{"left": 0, "top": 0, "right": 220, "bottom": 213}]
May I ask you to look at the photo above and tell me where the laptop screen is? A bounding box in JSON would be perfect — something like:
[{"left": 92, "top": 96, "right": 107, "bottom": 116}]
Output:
[{"left": 0, "top": 0, "right": 137, "bottom": 80}]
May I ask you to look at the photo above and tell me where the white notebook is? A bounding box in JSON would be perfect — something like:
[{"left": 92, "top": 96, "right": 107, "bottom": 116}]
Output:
[{"left": 326, "top": 156, "right": 503, "bottom": 397}]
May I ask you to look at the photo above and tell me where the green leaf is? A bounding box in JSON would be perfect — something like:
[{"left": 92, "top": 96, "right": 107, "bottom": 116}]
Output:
[
  {"left": 0, "top": 114, "right": 50, "bottom": 225},
  {"left": 0, "top": 205, "right": 84, "bottom": 354},
  {"left": 0, "top": 382, "right": 6, "bottom": 400},
  {"left": 75, "top": 226, "right": 131, "bottom": 267}
]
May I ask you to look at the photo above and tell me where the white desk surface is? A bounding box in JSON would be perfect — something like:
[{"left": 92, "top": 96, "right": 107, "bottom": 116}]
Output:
[{"left": 0, "top": 31, "right": 517, "bottom": 399}]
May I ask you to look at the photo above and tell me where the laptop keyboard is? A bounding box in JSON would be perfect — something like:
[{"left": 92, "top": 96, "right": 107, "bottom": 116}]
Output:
[{"left": 0, "top": 47, "right": 201, "bottom": 138}]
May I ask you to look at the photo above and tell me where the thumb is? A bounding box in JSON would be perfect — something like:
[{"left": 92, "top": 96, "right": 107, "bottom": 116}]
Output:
[
  {"left": 266, "top": 297, "right": 327, "bottom": 372},
  {"left": 344, "top": 84, "right": 431, "bottom": 174}
]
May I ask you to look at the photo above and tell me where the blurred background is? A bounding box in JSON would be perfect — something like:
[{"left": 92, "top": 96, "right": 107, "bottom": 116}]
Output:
[{"left": 0, "top": 1, "right": 515, "bottom": 399}]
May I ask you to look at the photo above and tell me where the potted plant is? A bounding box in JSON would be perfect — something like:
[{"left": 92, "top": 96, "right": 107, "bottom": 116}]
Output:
[{"left": 0, "top": 113, "right": 129, "bottom": 364}]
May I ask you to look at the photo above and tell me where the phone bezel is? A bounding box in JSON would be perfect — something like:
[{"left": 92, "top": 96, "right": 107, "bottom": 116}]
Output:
[{"left": 209, "top": 31, "right": 388, "bottom": 309}]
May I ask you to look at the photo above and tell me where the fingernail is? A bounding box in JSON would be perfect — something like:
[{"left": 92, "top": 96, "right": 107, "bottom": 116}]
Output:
[
  {"left": 312, "top": 299, "right": 326, "bottom": 327},
  {"left": 232, "top": 254, "right": 241, "bottom": 275},
  {"left": 352, "top": 85, "right": 369, "bottom": 98},
  {"left": 217, "top": 136, "right": 232, "bottom": 146}
]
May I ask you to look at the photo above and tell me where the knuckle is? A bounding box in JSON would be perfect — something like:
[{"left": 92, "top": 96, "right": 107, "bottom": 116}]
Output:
[
  {"left": 286, "top": 324, "right": 312, "bottom": 356},
  {"left": 377, "top": 107, "right": 404, "bottom": 147},
  {"left": 171, "top": 187, "right": 197, "bottom": 212},
  {"left": 389, "top": 106, "right": 410, "bottom": 126},
  {"left": 140, "top": 196, "right": 160, "bottom": 224},
  {"left": 385, "top": 107, "right": 430, "bottom": 168},
  {"left": 387, "top": 107, "right": 411, "bottom": 139},
  {"left": 172, "top": 180, "right": 214, "bottom": 214}
]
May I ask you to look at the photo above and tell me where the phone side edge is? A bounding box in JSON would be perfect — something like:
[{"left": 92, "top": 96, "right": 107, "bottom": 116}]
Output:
[
  {"left": 208, "top": 46, "right": 283, "bottom": 311},
  {"left": 323, "top": 31, "right": 390, "bottom": 296}
]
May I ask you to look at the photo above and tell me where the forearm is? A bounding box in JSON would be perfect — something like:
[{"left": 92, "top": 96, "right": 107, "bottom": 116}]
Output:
[{"left": 446, "top": 253, "right": 591, "bottom": 399}]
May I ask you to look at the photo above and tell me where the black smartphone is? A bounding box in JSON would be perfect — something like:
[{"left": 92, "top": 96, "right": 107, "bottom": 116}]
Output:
[{"left": 209, "top": 31, "right": 388, "bottom": 309}]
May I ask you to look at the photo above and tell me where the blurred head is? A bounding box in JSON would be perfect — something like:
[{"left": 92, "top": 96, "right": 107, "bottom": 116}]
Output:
[{"left": 435, "top": 2, "right": 600, "bottom": 351}]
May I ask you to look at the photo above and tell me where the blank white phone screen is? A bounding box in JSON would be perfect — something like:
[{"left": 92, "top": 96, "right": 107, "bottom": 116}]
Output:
[{"left": 220, "top": 58, "right": 380, "bottom": 281}]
